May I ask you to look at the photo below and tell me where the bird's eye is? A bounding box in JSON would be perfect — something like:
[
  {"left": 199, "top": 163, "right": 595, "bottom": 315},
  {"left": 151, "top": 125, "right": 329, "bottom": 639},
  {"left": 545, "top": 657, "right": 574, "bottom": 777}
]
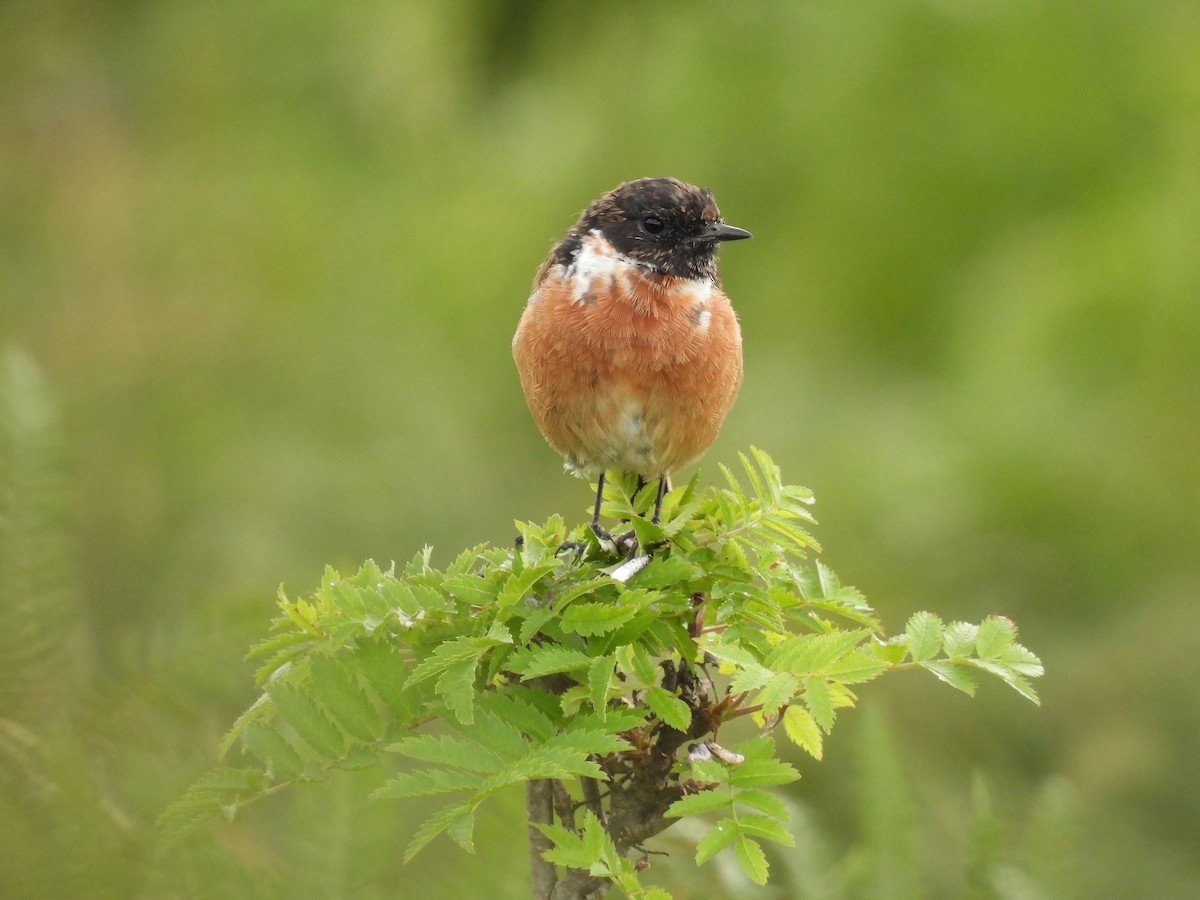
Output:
[{"left": 642, "top": 215, "right": 664, "bottom": 235}]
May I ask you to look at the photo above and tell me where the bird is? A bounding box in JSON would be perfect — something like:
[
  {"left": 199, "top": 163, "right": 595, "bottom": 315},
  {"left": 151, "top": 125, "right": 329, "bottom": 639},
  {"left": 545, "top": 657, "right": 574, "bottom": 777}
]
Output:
[{"left": 512, "top": 177, "right": 751, "bottom": 551}]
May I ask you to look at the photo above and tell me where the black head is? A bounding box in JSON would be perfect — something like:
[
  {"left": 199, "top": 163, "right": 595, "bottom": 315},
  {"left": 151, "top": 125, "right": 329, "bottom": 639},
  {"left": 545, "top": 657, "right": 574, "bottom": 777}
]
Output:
[{"left": 553, "top": 177, "right": 751, "bottom": 280}]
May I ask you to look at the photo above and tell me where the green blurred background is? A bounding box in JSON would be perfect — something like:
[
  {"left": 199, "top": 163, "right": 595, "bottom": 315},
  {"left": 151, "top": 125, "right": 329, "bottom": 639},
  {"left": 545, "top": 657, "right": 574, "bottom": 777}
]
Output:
[{"left": 2, "top": 1, "right": 1197, "bottom": 897}]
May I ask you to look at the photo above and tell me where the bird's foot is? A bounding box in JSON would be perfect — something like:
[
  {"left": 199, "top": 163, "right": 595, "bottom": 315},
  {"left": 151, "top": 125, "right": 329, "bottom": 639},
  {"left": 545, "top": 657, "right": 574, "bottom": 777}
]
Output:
[{"left": 591, "top": 522, "right": 640, "bottom": 558}]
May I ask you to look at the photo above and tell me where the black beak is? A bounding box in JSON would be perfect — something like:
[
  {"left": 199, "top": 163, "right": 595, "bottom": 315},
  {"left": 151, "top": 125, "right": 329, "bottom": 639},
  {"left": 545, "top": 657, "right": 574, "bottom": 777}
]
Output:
[{"left": 700, "top": 222, "right": 752, "bottom": 242}]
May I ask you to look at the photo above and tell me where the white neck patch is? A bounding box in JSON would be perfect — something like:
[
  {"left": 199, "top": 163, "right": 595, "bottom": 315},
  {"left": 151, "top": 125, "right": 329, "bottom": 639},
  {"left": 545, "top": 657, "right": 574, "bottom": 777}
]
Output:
[{"left": 565, "top": 231, "right": 634, "bottom": 303}]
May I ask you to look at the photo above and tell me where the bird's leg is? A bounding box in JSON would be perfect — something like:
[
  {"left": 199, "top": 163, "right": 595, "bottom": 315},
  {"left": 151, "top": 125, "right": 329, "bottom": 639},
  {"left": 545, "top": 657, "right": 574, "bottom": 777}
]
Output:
[
  {"left": 651, "top": 475, "right": 671, "bottom": 524},
  {"left": 632, "top": 474, "right": 649, "bottom": 503},
  {"left": 590, "top": 471, "right": 615, "bottom": 543}
]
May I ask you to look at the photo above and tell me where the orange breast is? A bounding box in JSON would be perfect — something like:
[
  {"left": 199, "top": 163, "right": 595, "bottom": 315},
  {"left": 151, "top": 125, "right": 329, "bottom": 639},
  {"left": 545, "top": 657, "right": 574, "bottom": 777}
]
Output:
[{"left": 512, "top": 264, "right": 742, "bottom": 477}]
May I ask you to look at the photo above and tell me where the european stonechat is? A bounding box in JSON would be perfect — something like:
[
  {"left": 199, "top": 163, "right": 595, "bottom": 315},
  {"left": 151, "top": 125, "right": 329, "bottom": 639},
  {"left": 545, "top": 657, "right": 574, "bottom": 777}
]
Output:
[{"left": 513, "top": 177, "right": 751, "bottom": 549}]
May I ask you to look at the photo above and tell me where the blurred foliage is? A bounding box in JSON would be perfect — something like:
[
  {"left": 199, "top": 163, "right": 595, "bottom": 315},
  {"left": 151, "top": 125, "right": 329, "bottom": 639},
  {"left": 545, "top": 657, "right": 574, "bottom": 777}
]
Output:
[{"left": 1, "top": 0, "right": 1197, "bottom": 897}]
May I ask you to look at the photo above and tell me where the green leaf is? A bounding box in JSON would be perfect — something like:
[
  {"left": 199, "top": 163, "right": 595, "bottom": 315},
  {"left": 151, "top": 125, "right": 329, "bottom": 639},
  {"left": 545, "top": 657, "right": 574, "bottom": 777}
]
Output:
[
  {"left": 735, "top": 813, "right": 794, "bottom": 847},
  {"left": 695, "top": 818, "right": 740, "bottom": 865},
  {"left": 386, "top": 733, "right": 504, "bottom": 773},
  {"left": 516, "top": 607, "right": 555, "bottom": 645},
  {"left": 905, "top": 611, "right": 944, "bottom": 662},
  {"left": 588, "top": 654, "right": 615, "bottom": 717},
  {"left": 374, "top": 768, "right": 483, "bottom": 799},
  {"left": 267, "top": 683, "right": 347, "bottom": 760},
  {"left": 238, "top": 721, "right": 307, "bottom": 777},
  {"left": 352, "top": 637, "right": 415, "bottom": 719},
  {"left": 404, "top": 801, "right": 474, "bottom": 863},
  {"left": 733, "top": 788, "right": 789, "bottom": 821},
  {"left": 496, "top": 562, "right": 558, "bottom": 609},
  {"left": 782, "top": 704, "right": 823, "bottom": 760},
  {"left": 476, "top": 691, "right": 556, "bottom": 743},
  {"left": 405, "top": 636, "right": 483, "bottom": 691},
  {"left": 969, "top": 658, "right": 1041, "bottom": 704},
  {"left": 755, "top": 671, "right": 801, "bottom": 714},
  {"left": 441, "top": 574, "right": 498, "bottom": 606},
  {"left": 643, "top": 686, "right": 692, "bottom": 731},
  {"left": 735, "top": 834, "right": 769, "bottom": 885},
  {"left": 666, "top": 789, "right": 731, "bottom": 818},
  {"left": 437, "top": 655, "right": 480, "bottom": 724},
  {"left": 825, "top": 649, "right": 890, "bottom": 684},
  {"left": 549, "top": 576, "right": 614, "bottom": 613},
  {"left": 764, "top": 629, "right": 868, "bottom": 676},
  {"left": 561, "top": 601, "right": 638, "bottom": 636},
  {"left": 728, "top": 757, "right": 800, "bottom": 788},
  {"left": 943, "top": 621, "right": 979, "bottom": 657},
  {"left": 975, "top": 615, "right": 1016, "bottom": 659},
  {"left": 156, "top": 768, "right": 271, "bottom": 855},
  {"left": 630, "top": 556, "right": 702, "bottom": 589},
  {"left": 446, "top": 808, "right": 476, "bottom": 853},
  {"left": 922, "top": 659, "right": 979, "bottom": 696},
  {"left": 803, "top": 677, "right": 835, "bottom": 732},
  {"left": 309, "top": 653, "right": 383, "bottom": 742},
  {"left": 511, "top": 645, "right": 593, "bottom": 679},
  {"left": 1000, "top": 641, "right": 1044, "bottom": 677},
  {"left": 690, "top": 757, "right": 730, "bottom": 785}
]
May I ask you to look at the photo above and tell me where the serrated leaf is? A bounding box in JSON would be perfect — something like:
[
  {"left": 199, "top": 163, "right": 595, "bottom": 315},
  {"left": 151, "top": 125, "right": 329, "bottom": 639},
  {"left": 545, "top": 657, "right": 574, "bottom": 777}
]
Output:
[
  {"left": 549, "top": 576, "right": 614, "bottom": 613},
  {"left": 816, "top": 560, "right": 840, "bottom": 598},
  {"left": 922, "top": 659, "right": 978, "bottom": 696},
  {"left": 943, "top": 621, "right": 979, "bottom": 657},
  {"left": 267, "top": 683, "right": 347, "bottom": 760},
  {"left": 511, "top": 645, "right": 593, "bottom": 679},
  {"left": 517, "top": 607, "right": 555, "bottom": 645},
  {"left": 353, "top": 637, "right": 415, "bottom": 719},
  {"left": 404, "top": 801, "right": 473, "bottom": 863},
  {"left": 156, "top": 768, "right": 270, "bottom": 855},
  {"left": 666, "top": 789, "right": 731, "bottom": 818},
  {"left": 496, "top": 562, "right": 558, "bottom": 609},
  {"left": 437, "top": 655, "right": 479, "bottom": 724},
  {"left": 695, "top": 818, "right": 740, "bottom": 865},
  {"left": 476, "top": 691, "right": 556, "bottom": 743},
  {"left": 690, "top": 758, "right": 730, "bottom": 785},
  {"left": 461, "top": 709, "right": 532, "bottom": 761},
  {"left": 803, "top": 677, "right": 835, "bottom": 732},
  {"left": 701, "top": 636, "right": 762, "bottom": 670},
  {"left": 760, "top": 671, "right": 803, "bottom": 714},
  {"left": 733, "top": 788, "right": 789, "bottom": 821},
  {"left": 736, "top": 834, "right": 769, "bottom": 885},
  {"left": 561, "top": 601, "right": 637, "bottom": 636},
  {"left": 616, "top": 642, "right": 659, "bottom": 686},
  {"left": 629, "top": 556, "right": 702, "bottom": 589},
  {"left": 999, "top": 642, "right": 1044, "bottom": 677},
  {"left": 238, "top": 721, "right": 307, "bottom": 777},
  {"left": 730, "top": 663, "right": 774, "bottom": 695},
  {"left": 546, "top": 727, "right": 629, "bottom": 756},
  {"left": 309, "top": 653, "right": 383, "bottom": 742},
  {"left": 374, "top": 768, "right": 482, "bottom": 799},
  {"left": 825, "top": 649, "right": 890, "bottom": 684},
  {"left": 728, "top": 757, "right": 800, "bottom": 788},
  {"left": 386, "top": 733, "right": 504, "bottom": 773},
  {"left": 735, "top": 813, "right": 794, "bottom": 847},
  {"left": 782, "top": 705, "right": 823, "bottom": 760},
  {"left": 905, "top": 611, "right": 944, "bottom": 662},
  {"left": 515, "top": 745, "right": 605, "bottom": 780},
  {"left": 968, "top": 659, "right": 1041, "bottom": 704},
  {"left": 643, "top": 686, "right": 692, "bottom": 731},
  {"left": 446, "top": 808, "right": 476, "bottom": 853},
  {"left": 441, "top": 574, "right": 498, "bottom": 606},
  {"left": 975, "top": 615, "right": 1016, "bottom": 659},
  {"left": 588, "top": 654, "right": 615, "bottom": 718},
  {"left": 764, "top": 629, "right": 867, "bottom": 676},
  {"left": 538, "top": 821, "right": 593, "bottom": 869},
  {"left": 405, "top": 636, "right": 483, "bottom": 691}
]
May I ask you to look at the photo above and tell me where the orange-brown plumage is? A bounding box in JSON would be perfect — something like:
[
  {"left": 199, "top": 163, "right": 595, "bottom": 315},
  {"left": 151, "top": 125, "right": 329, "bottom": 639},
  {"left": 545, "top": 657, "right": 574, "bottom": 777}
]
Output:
[{"left": 513, "top": 177, "right": 750, "bottom": 538}]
